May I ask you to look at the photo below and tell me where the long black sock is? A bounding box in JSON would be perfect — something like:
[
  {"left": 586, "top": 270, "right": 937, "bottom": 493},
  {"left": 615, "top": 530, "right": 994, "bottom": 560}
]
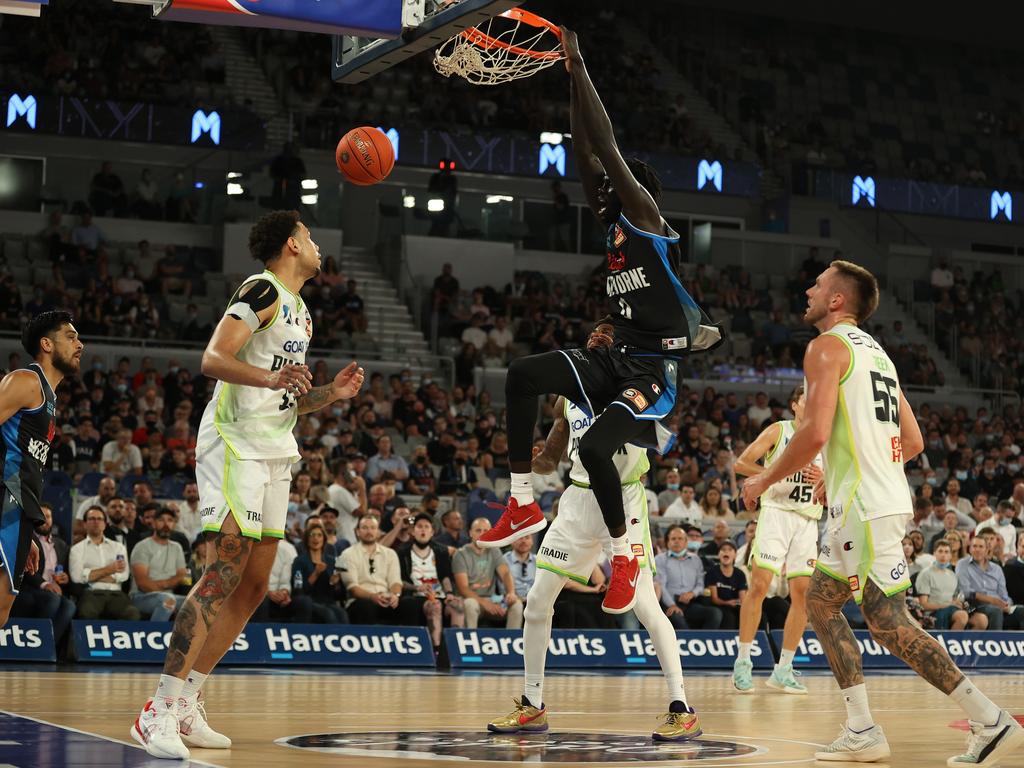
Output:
[
  {"left": 504, "top": 352, "right": 582, "bottom": 472},
  {"left": 577, "top": 405, "right": 648, "bottom": 536}
]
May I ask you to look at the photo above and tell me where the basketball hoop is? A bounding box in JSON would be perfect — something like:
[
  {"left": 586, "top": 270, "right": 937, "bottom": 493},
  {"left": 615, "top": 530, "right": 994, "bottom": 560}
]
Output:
[{"left": 433, "top": 8, "right": 563, "bottom": 85}]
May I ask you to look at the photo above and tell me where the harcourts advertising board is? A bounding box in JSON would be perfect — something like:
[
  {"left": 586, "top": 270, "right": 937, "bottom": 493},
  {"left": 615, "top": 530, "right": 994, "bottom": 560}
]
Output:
[
  {"left": 73, "top": 622, "right": 434, "bottom": 667},
  {"left": 446, "top": 629, "right": 773, "bottom": 669},
  {"left": 0, "top": 619, "right": 56, "bottom": 662},
  {"left": 774, "top": 630, "right": 1024, "bottom": 670}
]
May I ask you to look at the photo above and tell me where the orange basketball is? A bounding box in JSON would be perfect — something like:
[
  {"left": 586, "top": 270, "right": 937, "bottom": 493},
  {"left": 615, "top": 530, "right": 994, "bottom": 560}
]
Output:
[{"left": 336, "top": 126, "right": 395, "bottom": 185}]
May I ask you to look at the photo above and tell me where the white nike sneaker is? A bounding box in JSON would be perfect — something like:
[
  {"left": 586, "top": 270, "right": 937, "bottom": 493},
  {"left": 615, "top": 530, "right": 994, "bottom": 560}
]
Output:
[
  {"left": 815, "top": 723, "right": 891, "bottom": 762},
  {"left": 131, "top": 698, "right": 190, "bottom": 760},
  {"left": 179, "top": 694, "right": 232, "bottom": 749},
  {"left": 947, "top": 710, "right": 1024, "bottom": 767}
]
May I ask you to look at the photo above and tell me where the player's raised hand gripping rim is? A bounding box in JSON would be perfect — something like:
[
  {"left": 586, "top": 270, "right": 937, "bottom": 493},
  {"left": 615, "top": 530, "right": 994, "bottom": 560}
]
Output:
[{"left": 560, "top": 26, "right": 581, "bottom": 71}]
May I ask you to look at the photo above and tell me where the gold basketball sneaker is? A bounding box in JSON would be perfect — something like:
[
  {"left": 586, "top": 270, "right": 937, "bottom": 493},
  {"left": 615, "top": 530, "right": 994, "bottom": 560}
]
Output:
[
  {"left": 487, "top": 697, "right": 549, "bottom": 733},
  {"left": 652, "top": 705, "right": 703, "bottom": 742}
]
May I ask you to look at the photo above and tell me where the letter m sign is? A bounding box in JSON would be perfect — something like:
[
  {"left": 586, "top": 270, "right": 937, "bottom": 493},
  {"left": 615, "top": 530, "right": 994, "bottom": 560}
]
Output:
[
  {"left": 6, "top": 94, "right": 36, "bottom": 129},
  {"left": 191, "top": 109, "right": 221, "bottom": 145},
  {"left": 697, "top": 159, "right": 722, "bottom": 191},
  {"left": 852, "top": 175, "right": 875, "bottom": 207},
  {"left": 538, "top": 143, "right": 565, "bottom": 176},
  {"left": 990, "top": 190, "right": 1012, "bottom": 222}
]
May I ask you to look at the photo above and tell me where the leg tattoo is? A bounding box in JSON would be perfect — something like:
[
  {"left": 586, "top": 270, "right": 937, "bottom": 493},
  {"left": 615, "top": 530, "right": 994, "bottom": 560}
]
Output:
[
  {"left": 163, "top": 531, "right": 252, "bottom": 675},
  {"left": 861, "top": 581, "right": 964, "bottom": 695},
  {"left": 806, "top": 571, "right": 864, "bottom": 689}
]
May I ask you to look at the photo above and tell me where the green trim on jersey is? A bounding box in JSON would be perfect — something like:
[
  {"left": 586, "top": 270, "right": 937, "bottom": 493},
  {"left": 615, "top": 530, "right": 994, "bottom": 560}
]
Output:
[
  {"left": 829, "top": 330, "right": 856, "bottom": 385},
  {"left": 826, "top": 388, "right": 863, "bottom": 525},
  {"left": 263, "top": 269, "right": 304, "bottom": 314},
  {"left": 764, "top": 422, "right": 785, "bottom": 462},
  {"left": 536, "top": 560, "right": 590, "bottom": 585}
]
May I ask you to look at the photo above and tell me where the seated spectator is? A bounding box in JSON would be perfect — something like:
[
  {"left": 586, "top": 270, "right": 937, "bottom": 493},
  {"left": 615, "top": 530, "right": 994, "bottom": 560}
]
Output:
[
  {"left": 71, "top": 212, "right": 104, "bottom": 256},
  {"left": 554, "top": 564, "right": 613, "bottom": 629},
  {"left": 453, "top": 518, "right": 523, "bottom": 629},
  {"left": 252, "top": 536, "right": 300, "bottom": 623},
  {"left": 907, "top": 530, "right": 934, "bottom": 573},
  {"left": 657, "top": 469, "right": 683, "bottom": 510},
  {"left": 89, "top": 161, "right": 127, "bottom": 217},
  {"left": 339, "top": 515, "right": 403, "bottom": 624},
  {"left": 397, "top": 512, "right": 464, "bottom": 649},
  {"left": 103, "top": 497, "right": 141, "bottom": 557},
  {"left": 291, "top": 526, "right": 348, "bottom": 624},
  {"left": 76, "top": 475, "right": 116, "bottom": 520},
  {"left": 662, "top": 484, "right": 702, "bottom": 527},
  {"left": 406, "top": 444, "right": 437, "bottom": 495},
  {"left": 976, "top": 501, "right": 1021, "bottom": 555},
  {"left": 340, "top": 280, "right": 367, "bottom": 334},
  {"left": 434, "top": 509, "right": 469, "bottom": 552},
  {"left": 929, "top": 510, "right": 963, "bottom": 553},
  {"left": 461, "top": 313, "right": 488, "bottom": 351},
  {"left": 705, "top": 540, "right": 747, "bottom": 630},
  {"left": 317, "top": 506, "right": 348, "bottom": 554},
  {"left": 138, "top": 501, "right": 191, "bottom": 558},
  {"left": 438, "top": 449, "right": 478, "bottom": 495},
  {"left": 327, "top": 458, "right": 365, "bottom": 545},
  {"left": 701, "top": 519, "right": 732, "bottom": 559},
  {"left": 10, "top": 504, "right": 76, "bottom": 650},
  {"left": 366, "top": 435, "right": 409, "bottom": 489},
  {"left": 379, "top": 506, "right": 415, "bottom": 550},
  {"left": 102, "top": 428, "right": 143, "bottom": 479},
  {"left": 945, "top": 531, "right": 967, "bottom": 566},
  {"left": 129, "top": 508, "right": 188, "bottom": 621},
  {"left": 1004, "top": 533, "right": 1024, "bottom": 606},
  {"left": 736, "top": 519, "right": 757, "bottom": 549},
  {"left": 700, "top": 486, "right": 733, "bottom": 520},
  {"left": 70, "top": 507, "right": 140, "bottom": 620},
  {"left": 916, "top": 541, "right": 986, "bottom": 630},
  {"left": 943, "top": 478, "right": 975, "bottom": 523},
  {"left": 503, "top": 534, "right": 538, "bottom": 597},
  {"left": 655, "top": 525, "right": 722, "bottom": 629},
  {"left": 133, "top": 169, "right": 162, "bottom": 220},
  {"left": 955, "top": 536, "right": 1024, "bottom": 630}
]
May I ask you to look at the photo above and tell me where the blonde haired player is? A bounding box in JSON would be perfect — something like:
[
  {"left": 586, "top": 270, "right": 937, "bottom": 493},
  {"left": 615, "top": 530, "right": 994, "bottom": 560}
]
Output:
[
  {"left": 731, "top": 384, "right": 822, "bottom": 695},
  {"left": 742, "top": 260, "right": 1023, "bottom": 765},
  {"left": 131, "top": 211, "right": 365, "bottom": 760},
  {"left": 488, "top": 325, "right": 700, "bottom": 742}
]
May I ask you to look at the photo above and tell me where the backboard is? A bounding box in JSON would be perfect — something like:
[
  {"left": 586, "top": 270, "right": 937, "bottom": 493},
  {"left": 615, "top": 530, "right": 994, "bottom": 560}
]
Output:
[{"left": 332, "top": 0, "right": 522, "bottom": 84}]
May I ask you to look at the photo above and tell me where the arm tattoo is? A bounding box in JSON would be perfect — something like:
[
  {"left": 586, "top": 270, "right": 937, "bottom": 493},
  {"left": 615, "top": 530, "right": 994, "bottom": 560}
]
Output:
[
  {"left": 806, "top": 570, "right": 864, "bottom": 689},
  {"left": 163, "top": 531, "right": 253, "bottom": 675},
  {"left": 861, "top": 580, "right": 964, "bottom": 695},
  {"left": 534, "top": 415, "right": 570, "bottom": 473},
  {"left": 296, "top": 384, "right": 335, "bottom": 415}
]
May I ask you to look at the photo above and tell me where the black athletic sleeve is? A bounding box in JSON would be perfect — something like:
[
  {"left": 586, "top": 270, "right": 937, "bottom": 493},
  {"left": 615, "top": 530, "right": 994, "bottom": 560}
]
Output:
[{"left": 226, "top": 278, "right": 279, "bottom": 330}]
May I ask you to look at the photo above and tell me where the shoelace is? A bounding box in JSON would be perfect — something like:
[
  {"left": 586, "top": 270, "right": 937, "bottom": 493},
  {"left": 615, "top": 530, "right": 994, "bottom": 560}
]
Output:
[
  {"left": 660, "top": 712, "right": 688, "bottom": 727},
  {"left": 824, "top": 726, "right": 852, "bottom": 751},
  {"left": 155, "top": 708, "right": 180, "bottom": 737},
  {"left": 609, "top": 557, "right": 630, "bottom": 585},
  {"left": 961, "top": 724, "right": 986, "bottom": 758}
]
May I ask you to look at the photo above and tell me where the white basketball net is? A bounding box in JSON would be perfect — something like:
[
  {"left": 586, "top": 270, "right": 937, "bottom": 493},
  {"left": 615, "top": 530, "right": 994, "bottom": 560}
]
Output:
[{"left": 433, "top": 10, "right": 564, "bottom": 85}]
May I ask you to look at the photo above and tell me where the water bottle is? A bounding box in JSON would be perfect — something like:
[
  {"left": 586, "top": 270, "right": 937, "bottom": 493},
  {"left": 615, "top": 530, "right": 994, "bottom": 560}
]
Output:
[{"left": 293, "top": 570, "right": 303, "bottom": 593}]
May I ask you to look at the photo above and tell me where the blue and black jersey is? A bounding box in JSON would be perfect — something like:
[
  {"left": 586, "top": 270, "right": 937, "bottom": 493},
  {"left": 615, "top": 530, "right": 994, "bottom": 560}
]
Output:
[
  {"left": 1, "top": 364, "right": 56, "bottom": 523},
  {"left": 605, "top": 214, "right": 722, "bottom": 355}
]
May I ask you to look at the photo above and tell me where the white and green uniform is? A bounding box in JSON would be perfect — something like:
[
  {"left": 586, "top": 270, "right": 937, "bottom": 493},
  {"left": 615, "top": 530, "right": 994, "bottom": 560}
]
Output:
[
  {"left": 815, "top": 323, "right": 913, "bottom": 603},
  {"left": 197, "top": 270, "right": 312, "bottom": 540},
  {"left": 536, "top": 400, "right": 655, "bottom": 584},
  {"left": 751, "top": 420, "right": 823, "bottom": 579}
]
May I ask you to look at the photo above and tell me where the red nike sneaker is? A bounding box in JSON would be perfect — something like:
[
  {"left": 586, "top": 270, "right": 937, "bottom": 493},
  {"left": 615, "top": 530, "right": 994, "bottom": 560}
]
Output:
[
  {"left": 477, "top": 498, "right": 546, "bottom": 548},
  {"left": 602, "top": 555, "right": 640, "bottom": 614}
]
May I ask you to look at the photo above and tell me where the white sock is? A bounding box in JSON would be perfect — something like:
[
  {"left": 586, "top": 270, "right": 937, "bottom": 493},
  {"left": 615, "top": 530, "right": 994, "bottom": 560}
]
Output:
[
  {"left": 666, "top": 673, "right": 687, "bottom": 709},
  {"left": 842, "top": 684, "right": 874, "bottom": 732},
  {"left": 737, "top": 642, "right": 752, "bottom": 663},
  {"left": 610, "top": 534, "right": 630, "bottom": 557},
  {"left": 949, "top": 677, "right": 1000, "bottom": 726},
  {"left": 181, "top": 670, "right": 208, "bottom": 702},
  {"left": 524, "top": 675, "right": 544, "bottom": 709},
  {"left": 511, "top": 473, "right": 534, "bottom": 506},
  {"left": 778, "top": 648, "right": 795, "bottom": 668},
  {"left": 154, "top": 674, "right": 184, "bottom": 710}
]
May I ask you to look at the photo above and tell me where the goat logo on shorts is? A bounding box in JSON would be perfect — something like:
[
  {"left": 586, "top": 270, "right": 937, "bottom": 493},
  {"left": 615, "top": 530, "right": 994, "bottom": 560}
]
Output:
[{"left": 622, "top": 389, "right": 648, "bottom": 411}]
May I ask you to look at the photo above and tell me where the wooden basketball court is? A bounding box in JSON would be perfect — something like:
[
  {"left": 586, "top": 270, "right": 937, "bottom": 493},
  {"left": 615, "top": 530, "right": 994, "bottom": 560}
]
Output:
[{"left": 2, "top": 667, "right": 1022, "bottom": 766}]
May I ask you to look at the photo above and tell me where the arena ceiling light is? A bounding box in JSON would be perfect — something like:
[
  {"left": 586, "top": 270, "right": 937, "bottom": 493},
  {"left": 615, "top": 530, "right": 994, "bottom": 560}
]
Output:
[
  {"left": 226, "top": 172, "right": 243, "bottom": 180},
  {"left": 539, "top": 131, "right": 563, "bottom": 145},
  {"left": 403, "top": 195, "right": 416, "bottom": 208},
  {"left": 486, "top": 195, "right": 513, "bottom": 203},
  {"left": 301, "top": 179, "right": 319, "bottom": 190},
  {"left": 301, "top": 194, "right": 319, "bottom": 205},
  {"left": 226, "top": 183, "right": 244, "bottom": 196},
  {"left": 427, "top": 198, "right": 445, "bottom": 212}
]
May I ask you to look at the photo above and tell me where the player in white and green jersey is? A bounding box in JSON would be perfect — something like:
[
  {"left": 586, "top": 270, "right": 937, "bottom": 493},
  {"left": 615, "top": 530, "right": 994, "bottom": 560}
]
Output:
[
  {"left": 731, "top": 385, "right": 823, "bottom": 695},
  {"left": 488, "top": 329, "right": 701, "bottom": 743},
  {"left": 133, "top": 211, "right": 365, "bottom": 761},
  {"left": 742, "top": 260, "right": 1022, "bottom": 766}
]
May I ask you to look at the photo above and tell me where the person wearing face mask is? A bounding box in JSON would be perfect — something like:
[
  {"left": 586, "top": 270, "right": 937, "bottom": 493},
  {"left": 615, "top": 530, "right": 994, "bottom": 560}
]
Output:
[
  {"left": 655, "top": 525, "right": 722, "bottom": 630},
  {"left": 915, "top": 542, "right": 986, "bottom": 630},
  {"left": 657, "top": 468, "right": 683, "bottom": 510},
  {"left": 976, "top": 501, "right": 1021, "bottom": 555}
]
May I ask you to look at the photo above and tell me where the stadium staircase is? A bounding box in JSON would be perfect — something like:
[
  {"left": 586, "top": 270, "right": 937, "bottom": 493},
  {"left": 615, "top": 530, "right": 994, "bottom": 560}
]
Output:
[{"left": 208, "top": 27, "right": 291, "bottom": 148}]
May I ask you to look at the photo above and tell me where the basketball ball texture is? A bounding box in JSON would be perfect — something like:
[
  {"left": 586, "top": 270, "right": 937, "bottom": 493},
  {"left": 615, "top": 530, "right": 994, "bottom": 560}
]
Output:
[{"left": 336, "top": 127, "right": 395, "bottom": 185}]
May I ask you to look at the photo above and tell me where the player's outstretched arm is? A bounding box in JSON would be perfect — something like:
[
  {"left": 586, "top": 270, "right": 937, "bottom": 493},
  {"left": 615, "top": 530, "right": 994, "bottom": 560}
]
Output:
[
  {"left": 569, "top": 75, "right": 605, "bottom": 221},
  {"left": 741, "top": 336, "right": 846, "bottom": 509},
  {"left": 732, "top": 423, "right": 782, "bottom": 478},
  {"left": 532, "top": 397, "right": 570, "bottom": 475},
  {"left": 562, "top": 27, "right": 661, "bottom": 232}
]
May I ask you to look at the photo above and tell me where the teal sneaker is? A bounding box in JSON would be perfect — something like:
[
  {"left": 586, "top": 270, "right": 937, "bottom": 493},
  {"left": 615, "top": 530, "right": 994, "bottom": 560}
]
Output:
[
  {"left": 732, "top": 658, "right": 754, "bottom": 694},
  {"left": 766, "top": 663, "right": 807, "bottom": 695}
]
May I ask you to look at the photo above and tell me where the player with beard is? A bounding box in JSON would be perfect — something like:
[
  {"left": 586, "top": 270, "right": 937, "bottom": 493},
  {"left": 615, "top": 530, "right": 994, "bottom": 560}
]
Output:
[
  {"left": 132, "top": 211, "right": 365, "bottom": 760},
  {"left": 742, "top": 261, "right": 1023, "bottom": 765},
  {"left": 479, "top": 28, "right": 722, "bottom": 618},
  {"left": 0, "top": 311, "right": 83, "bottom": 628}
]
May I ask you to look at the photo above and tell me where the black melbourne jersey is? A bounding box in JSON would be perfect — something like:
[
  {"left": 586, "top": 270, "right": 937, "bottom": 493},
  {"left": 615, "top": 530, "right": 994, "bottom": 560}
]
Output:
[
  {"left": 0, "top": 364, "right": 57, "bottom": 523},
  {"left": 605, "top": 214, "right": 721, "bottom": 355}
]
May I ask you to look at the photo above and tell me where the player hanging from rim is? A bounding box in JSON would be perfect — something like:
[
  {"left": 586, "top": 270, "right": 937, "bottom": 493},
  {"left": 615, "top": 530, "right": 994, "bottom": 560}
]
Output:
[
  {"left": 0, "top": 312, "right": 82, "bottom": 629},
  {"left": 132, "top": 211, "right": 365, "bottom": 760},
  {"left": 488, "top": 324, "right": 701, "bottom": 741},
  {"left": 478, "top": 27, "right": 722, "bottom": 618},
  {"left": 741, "top": 261, "right": 1023, "bottom": 766},
  {"left": 731, "top": 385, "right": 823, "bottom": 695}
]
